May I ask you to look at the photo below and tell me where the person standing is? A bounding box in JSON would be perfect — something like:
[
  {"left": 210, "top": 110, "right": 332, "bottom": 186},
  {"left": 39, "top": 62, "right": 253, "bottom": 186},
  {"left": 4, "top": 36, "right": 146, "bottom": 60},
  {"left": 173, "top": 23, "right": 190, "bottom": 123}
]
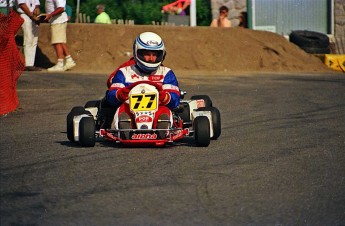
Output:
[
  {"left": 94, "top": 3, "right": 111, "bottom": 24},
  {"left": 15, "top": 0, "right": 41, "bottom": 71},
  {"left": 0, "top": 8, "right": 26, "bottom": 116},
  {"left": 210, "top": 5, "right": 231, "bottom": 28},
  {"left": 44, "top": 0, "right": 76, "bottom": 71},
  {"left": 238, "top": 11, "right": 248, "bottom": 28},
  {"left": 65, "top": 4, "right": 72, "bottom": 21}
]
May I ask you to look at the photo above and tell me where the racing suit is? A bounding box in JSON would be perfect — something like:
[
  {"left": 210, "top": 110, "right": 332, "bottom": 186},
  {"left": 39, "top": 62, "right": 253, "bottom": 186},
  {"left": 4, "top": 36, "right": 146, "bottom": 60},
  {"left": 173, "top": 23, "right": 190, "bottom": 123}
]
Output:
[
  {"left": 106, "top": 58, "right": 180, "bottom": 130},
  {"left": 106, "top": 59, "right": 180, "bottom": 110}
]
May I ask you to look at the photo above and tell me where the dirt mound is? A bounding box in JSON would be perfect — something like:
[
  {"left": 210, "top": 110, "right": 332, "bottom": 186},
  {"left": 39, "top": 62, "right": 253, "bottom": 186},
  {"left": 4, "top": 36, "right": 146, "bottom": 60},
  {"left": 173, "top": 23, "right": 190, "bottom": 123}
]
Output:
[{"left": 36, "top": 24, "right": 331, "bottom": 74}]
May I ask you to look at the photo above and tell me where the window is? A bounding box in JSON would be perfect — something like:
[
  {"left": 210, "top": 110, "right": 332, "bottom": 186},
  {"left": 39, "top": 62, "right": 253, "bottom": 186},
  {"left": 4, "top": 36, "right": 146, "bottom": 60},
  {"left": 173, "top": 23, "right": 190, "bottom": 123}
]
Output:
[{"left": 247, "top": 0, "right": 333, "bottom": 35}]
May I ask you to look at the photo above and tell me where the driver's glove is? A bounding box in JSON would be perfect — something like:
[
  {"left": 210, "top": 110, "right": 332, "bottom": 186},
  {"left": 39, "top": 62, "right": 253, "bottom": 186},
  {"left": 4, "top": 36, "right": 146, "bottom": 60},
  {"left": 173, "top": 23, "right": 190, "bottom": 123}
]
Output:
[
  {"left": 116, "top": 88, "right": 130, "bottom": 102},
  {"left": 159, "top": 90, "right": 171, "bottom": 105}
]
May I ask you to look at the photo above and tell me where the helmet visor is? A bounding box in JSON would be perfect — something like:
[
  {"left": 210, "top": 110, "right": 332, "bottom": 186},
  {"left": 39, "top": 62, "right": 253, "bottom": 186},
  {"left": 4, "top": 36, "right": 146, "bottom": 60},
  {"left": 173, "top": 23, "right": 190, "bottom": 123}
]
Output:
[{"left": 137, "top": 49, "right": 164, "bottom": 63}]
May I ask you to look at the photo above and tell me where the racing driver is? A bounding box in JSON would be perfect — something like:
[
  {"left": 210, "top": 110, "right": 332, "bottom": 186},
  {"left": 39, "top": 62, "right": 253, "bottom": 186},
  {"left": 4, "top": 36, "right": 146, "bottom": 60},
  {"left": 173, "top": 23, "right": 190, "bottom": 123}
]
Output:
[{"left": 105, "top": 31, "right": 181, "bottom": 136}]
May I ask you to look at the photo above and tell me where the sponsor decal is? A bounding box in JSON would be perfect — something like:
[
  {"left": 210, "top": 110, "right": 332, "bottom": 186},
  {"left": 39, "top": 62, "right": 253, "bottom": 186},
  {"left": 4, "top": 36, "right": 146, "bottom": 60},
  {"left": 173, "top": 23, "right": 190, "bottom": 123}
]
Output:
[
  {"left": 148, "top": 75, "right": 163, "bottom": 81},
  {"left": 147, "top": 40, "right": 159, "bottom": 45},
  {"left": 196, "top": 100, "right": 205, "bottom": 108},
  {"left": 136, "top": 115, "right": 153, "bottom": 123},
  {"left": 110, "top": 83, "right": 124, "bottom": 89},
  {"left": 131, "top": 74, "right": 140, "bottom": 79},
  {"left": 162, "top": 84, "right": 179, "bottom": 91},
  {"left": 131, "top": 133, "right": 157, "bottom": 139}
]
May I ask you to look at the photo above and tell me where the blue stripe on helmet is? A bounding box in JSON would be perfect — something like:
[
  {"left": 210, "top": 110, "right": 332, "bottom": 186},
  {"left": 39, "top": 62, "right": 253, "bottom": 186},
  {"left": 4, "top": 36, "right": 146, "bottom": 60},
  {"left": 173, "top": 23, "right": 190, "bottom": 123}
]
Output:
[{"left": 137, "top": 36, "right": 163, "bottom": 50}]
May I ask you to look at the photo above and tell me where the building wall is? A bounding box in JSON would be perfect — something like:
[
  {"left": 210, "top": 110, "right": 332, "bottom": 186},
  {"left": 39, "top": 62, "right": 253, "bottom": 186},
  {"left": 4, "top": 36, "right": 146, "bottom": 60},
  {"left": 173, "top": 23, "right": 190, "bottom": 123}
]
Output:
[
  {"left": 334, "top": 0, "right": 345, "bottom": 37},
  {"left": 211, "top": 0, "right": 345, "bottom": 38}
]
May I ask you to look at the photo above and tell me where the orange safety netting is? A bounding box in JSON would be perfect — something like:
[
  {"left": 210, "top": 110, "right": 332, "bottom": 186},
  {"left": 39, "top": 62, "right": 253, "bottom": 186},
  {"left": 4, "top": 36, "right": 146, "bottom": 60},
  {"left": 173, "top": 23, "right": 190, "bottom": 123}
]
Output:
[{"left": 0, "top": 10, "right": 25, "bottom": 116}]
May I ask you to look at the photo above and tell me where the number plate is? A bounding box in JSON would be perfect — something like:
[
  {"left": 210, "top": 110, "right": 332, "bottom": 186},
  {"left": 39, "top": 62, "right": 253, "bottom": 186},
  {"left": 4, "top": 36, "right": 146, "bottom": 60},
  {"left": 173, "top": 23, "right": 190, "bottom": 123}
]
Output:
[{"left": 129, "top": 93, "right": 157, "bottom": 111}]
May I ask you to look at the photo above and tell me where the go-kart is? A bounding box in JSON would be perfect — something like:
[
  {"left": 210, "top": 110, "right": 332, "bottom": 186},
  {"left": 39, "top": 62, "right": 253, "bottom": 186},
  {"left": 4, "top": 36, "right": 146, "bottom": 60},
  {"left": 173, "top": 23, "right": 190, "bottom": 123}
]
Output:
[{"left": 66, "top": 81, "right": 221, "bottom": 147}]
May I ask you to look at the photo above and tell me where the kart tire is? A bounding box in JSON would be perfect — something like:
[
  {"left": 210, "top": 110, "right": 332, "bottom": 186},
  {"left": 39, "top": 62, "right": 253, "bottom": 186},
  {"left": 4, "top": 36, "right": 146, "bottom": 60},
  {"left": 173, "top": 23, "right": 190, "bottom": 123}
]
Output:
[
  {"left": 179, "top": 102, "right": 191, "bottom": 123},
  {"left": 289, "top": 30, "right": 329, "bottom": 48},
  {"left": 197, "top": 107, "right": 221, "bottom": 140},
  {"left": 194, "top": 116, "right": 210, "bottom": 147},
  {"left": 79, "top": 117, "right": 96, "bottom": 147},
  {"left": 191, "top": 95, "right": 213, "bottom": 107},
  {"left": 85, "top": 100, "right": 101, "bottom": 109},
  {"left": 67, "top": 106, "right": 89, "bottom": 142},
  {"left": 299, "top": 46, "right": 330, "bottom": 54}
]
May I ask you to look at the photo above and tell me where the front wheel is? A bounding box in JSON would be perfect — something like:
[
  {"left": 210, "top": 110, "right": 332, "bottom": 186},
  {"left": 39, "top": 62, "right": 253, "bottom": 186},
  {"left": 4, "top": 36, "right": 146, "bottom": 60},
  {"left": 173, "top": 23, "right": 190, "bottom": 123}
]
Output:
[
  {"left": 197, "top": 107, "right": 221, "bottom": 140},
  {"left": 67, "top": 106, "right": 90, "bottom": 142},
  {"left": 194, "top": 116, "right": 210, "bottom": 147},
  {"left": 79, "top": 117, "right": 96, "bottom": 147}
]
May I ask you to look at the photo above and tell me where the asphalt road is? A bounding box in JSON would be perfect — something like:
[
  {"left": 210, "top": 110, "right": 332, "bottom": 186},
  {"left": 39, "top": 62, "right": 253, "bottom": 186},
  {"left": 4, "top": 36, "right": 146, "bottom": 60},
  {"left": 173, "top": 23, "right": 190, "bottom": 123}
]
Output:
[{"left": 1, "top": 72, "right": 345, "bottom": 225}]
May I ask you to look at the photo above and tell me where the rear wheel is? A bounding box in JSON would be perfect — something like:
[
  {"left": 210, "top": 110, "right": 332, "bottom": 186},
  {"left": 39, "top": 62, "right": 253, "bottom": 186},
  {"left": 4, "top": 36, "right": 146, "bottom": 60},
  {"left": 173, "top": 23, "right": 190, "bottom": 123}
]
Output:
[
  {"left": 289, "top": 30, "right": 330, "bottom": 54},
  {"left": 191, "top": 95, "right": 213, "bottom": 107},
  {"left": 299, "top": 46, "right": 330, "bottom": 54},
  {"left": 194, "top": 116, "right": 210, "bottom": 147},
  {"left": 85, "top": 100, "right": 101, "bottom": 109},
  {"left": 178, "top": 102, "right": 191, "bottom": 124},
  {"left": 197, "top": 107, "right": 221, "bottom": 140},
  {"left": 67, "top": 106, "right": 89, "bottom": 142},
  {"left": 289, "top": 30, "right": 329, "bottom": 48},
  {"left": 79, "top": 117, "right": 96, "bottom": 147}
]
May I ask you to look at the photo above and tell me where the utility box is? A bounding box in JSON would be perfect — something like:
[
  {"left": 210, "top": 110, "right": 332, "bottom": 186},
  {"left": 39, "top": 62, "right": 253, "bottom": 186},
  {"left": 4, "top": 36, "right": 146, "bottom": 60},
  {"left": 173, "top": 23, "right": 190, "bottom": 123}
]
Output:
[{"left": 162, "top": 14, "right": 190, "bottom": 26}]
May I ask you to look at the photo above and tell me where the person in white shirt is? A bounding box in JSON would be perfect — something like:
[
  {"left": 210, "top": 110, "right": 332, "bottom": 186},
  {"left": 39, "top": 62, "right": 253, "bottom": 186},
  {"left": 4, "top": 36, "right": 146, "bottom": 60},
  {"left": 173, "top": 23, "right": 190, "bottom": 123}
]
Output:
[
  {"left": 15, "top": 0, "right": 41, "bottom": 71},
  {"left": 44, "top": 0, "right": 76, "bottom": 72}
]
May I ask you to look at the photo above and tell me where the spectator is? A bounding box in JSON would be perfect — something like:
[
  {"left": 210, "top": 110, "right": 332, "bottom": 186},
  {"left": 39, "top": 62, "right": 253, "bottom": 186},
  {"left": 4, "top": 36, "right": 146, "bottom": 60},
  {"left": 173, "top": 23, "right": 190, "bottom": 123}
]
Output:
[
  {"left": 162, "top": 0, "right": 190, "bottom": 16},
  {"left": 94, "top": 3, "right": 111, "bottom": 24},
  {"left": 238, "top": 11, "right": 248, "bottom": 28},
  {"left": 0, "top": 8, "right": 26, "bottom": 116},
  {"left": 210, "top": 5, "right": 231, "bottom": 28},
  {"left": 14, "top": 0, "right": 42, "bottom": 71},
  {"left": 44, "top": 0, "right": 76, "bottom": 72},
  {"left": 65, "top": 4, "right": 72, "bottom": 21}
]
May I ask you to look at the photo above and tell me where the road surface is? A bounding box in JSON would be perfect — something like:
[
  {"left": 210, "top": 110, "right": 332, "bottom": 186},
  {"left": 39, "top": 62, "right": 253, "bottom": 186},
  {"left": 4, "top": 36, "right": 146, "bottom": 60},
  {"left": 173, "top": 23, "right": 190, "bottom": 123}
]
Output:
[{"left": 1, "top": 72, "right": 345, "bottom": 225}]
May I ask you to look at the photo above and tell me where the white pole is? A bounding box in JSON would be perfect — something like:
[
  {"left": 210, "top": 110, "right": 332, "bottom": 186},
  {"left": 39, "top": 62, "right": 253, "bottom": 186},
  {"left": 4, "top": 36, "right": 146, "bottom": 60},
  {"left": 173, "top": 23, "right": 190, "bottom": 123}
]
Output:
[
  {"left": 75, "top": 0, "right": 80, "bottom": 23},
  {"left": 190, "top": 0, "right": 196, "bottom": 26}
]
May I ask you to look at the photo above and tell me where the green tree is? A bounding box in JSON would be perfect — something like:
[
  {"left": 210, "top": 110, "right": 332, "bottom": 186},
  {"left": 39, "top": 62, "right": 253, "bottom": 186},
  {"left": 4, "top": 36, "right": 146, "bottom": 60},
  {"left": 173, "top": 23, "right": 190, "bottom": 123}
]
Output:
[
  {"left": 195, "top": 0, "right": 212, "bottom": 26},
  {"left": 77, "top": 0, "right": 211, "bottom": 26}
]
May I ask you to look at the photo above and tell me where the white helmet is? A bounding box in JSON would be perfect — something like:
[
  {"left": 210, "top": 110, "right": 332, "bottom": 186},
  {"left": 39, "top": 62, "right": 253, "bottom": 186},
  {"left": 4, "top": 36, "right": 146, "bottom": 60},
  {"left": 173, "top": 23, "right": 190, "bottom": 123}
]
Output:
[{"left": 133, "top": 32, "right": 166, "bottom": 73}]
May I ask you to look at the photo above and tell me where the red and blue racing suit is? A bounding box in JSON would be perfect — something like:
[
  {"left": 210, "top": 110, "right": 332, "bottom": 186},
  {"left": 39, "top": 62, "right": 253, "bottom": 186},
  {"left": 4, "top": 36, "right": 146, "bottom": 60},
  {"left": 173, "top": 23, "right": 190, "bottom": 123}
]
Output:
[
  {"left": 106, "top": 59, "right": 180, "bottom": 130},
  {"left": 106, "top": 59, "right": 180, "bottom": 110}
]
